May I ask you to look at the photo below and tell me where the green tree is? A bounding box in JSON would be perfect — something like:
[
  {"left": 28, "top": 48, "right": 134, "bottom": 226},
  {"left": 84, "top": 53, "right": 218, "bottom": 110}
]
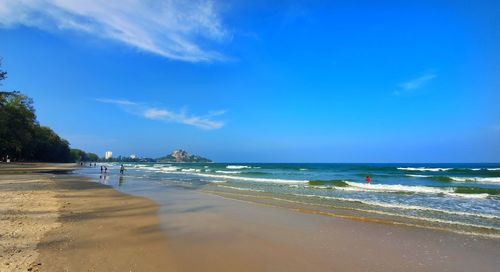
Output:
[
  {"left": 0, "top": 91, "right": 37, "bottom": 160},
  {"left": 0, "top": 58, "right": 6, "bottom": 82},
  {"left": 70, "top": 149, "right": 86, "bottom": 162},
  {"left": 87, "top": 152, "right": 99, "bottom": 161},
  {"left": 0, "top": 60, "right": 82, "bottom": 162},
  {"left": 1, "top": 58, "right": 99, "bottom": 162},
  {"left": 33, "top": 126, "right": 72, "bottom": 162},
  {"left": 70, "top": 149, "right": 98, "bottom": 162},
  {"left": 0, "top": 91, "right": 74, "bottom": 162}
]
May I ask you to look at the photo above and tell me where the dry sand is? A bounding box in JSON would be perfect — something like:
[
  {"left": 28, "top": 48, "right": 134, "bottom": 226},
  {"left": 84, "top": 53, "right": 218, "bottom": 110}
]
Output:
[{"left": 0, "top": 173, "right": 60, "bottom": 271}]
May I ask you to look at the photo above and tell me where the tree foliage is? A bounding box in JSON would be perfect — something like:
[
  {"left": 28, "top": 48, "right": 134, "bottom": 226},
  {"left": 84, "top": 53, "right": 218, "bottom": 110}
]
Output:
[
  {"left": 0, "top": 60, "right": 95, "bottom": 162},
  {"left": 0, "top": 58, "right": 6, "bottom": 82},
  {"left": 70, "top": 149, "right": 99, "bottom": 162},
  {"left": 0, "top": 91, "right": 72, "bottom": 162}
]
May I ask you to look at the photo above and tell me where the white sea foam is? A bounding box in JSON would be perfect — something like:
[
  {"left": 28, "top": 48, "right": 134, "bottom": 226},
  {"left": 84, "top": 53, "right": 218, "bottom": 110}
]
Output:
[
  {"left": 341, "top": 182, "right": 493, "bottom": 199},
  {"left": 406, "top": 174, "right": 430, "bottom": 178},
  {"left": 303, "top": 179, "right": 493, "bottom": 198},
  {"left": 208, "top": 180, "right": 227, "bottom": 183},
  {"left": 217, "top": 185, "right": 265, "bottom": 192},
  {"left": 405, "top": 174, "right": 500, "bottom": 184},
  {"left": 446, "top": 193, "right": 490, "bottom": 199},
  {"left": 154, "top": 164, "right": 171, "bottom": 167},
  {"left": 344, "top": 181, "right": 448, "bottom": 194},
  {"left": 268, "top": 194, "right": 500, "bottom": 231},
  {"left": 127, "top": 163, "right": 145, "bottom": 168},
  {"left": 196, "top": 173, "right": 308, "bottom": 184},
  {"left": 293, "top": 194, "right": 500, "bottom": 219},
  {"left": 159, "top": 166, "right": 178, "bottom": 172},
  {"left": 398, "top": 167, "right": 451, "bottom": 172},
  {"left": 487, "top": 168, "right": 500, "bottom": 171},
  {"left": 450, "top": 177, "right": 500, "bottom": 183},
  {"left": 226, "top": 165, "right": 252, "bottom": 169},
  {"left": 308, "top": 185, "right": 332, "bottom": 189},
  {"left": 181, "top": 168, "right": 201, "bottom": 172},
  {"left": 299, "top": 168, "right": 307, "bottom": 171},
  {"left": 215, "top": 170, "right": 242, "bottom": 174},
  {"left": 138, "top": 166, "right": 161, "bottom": 172}
]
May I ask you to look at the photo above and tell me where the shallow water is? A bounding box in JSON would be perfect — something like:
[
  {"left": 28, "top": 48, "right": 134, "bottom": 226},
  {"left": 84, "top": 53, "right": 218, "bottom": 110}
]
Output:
[{"left": 76, "top": 163, "right": 500, "bottom": 238}]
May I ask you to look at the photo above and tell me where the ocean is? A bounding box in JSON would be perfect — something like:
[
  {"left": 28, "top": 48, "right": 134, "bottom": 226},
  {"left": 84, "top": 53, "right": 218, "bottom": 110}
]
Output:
[{"left": 76, "top": 163, "right": 500, "bottom": 239}]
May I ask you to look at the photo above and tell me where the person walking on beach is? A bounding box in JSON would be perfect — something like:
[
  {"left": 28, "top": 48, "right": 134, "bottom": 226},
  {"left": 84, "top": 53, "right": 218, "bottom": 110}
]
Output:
[
  {"left": 365, "top": 176, "right": 372, "bottom": 183},
  {"left": 104, "top": 166, "right": 108, "bottom": 173},
  {"left": 100, "top": 165, "right": 104, "bottom": 173},
  {"left": 120, "top": 164, "right": 125, "bottom": 174}
]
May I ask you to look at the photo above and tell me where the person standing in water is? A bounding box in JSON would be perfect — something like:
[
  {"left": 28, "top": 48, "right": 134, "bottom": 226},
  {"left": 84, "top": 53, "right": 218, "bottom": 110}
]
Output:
[
  {"left": 120, "top": 164, "right": 125, "bottom": 174},
  {"left": 365, "top": 176, "right": 372, "bottom": 183}
]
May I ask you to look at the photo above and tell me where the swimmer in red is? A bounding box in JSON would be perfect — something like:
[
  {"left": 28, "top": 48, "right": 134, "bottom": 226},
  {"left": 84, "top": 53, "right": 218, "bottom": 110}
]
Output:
[{"left": 365, "top": 176, "right": 372, "bottom": 183}]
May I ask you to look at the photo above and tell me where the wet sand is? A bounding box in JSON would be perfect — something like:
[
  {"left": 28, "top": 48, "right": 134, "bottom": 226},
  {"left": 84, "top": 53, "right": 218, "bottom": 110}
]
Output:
[
  {"left": 35, "top": 173, "right": 176, "bottom": 272},
  {"left": 0, "top": 163, "right": 79, "bottom": 173},
  {"left": 1, "top": 163, "right": 499, "bottom": 271},
  {"left": 0, "top": 164, "right": 174, "bottom": 272},
  {"left": 146, "top": 185, "right": 500, "bottom": 272}
]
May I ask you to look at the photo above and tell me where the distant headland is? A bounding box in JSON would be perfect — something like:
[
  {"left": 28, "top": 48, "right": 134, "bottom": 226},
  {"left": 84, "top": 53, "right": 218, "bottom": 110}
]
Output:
[
  {"left": 102, "top": 149, "right": 212, "bottom": 163},
  {"left": 157, "top": 149, "right": 212, "bottom": 163}
]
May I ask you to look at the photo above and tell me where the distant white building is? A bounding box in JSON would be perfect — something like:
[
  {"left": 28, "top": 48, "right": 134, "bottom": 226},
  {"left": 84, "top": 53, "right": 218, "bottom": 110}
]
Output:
[
  {"left": 104, "top": 151, "right": 113, "bottom": 160},
  {"left": 130, "top": 154, "right": 136, "bottom": 159}
]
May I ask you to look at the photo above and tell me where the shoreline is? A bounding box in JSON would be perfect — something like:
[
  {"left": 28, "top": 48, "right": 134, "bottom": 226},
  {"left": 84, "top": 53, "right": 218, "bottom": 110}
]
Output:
[
  {"left": 0, "top": 162, "right": 80, "bottom": 172},
  {"left": 200, "top": 187, "right": 500, "bottom": 239},
  {"left": 1, "top": 163, "right": 499, "bottom": 271},
  {"left": 0, "top": 164, "right": 174, "bottom": 271},
  {"left": 142, "top": 181, "right": 500, "bottom": 271}
]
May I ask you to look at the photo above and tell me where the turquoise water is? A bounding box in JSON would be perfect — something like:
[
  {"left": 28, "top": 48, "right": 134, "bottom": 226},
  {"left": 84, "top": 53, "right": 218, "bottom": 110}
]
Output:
[{"left": 77, "top": 163, "right": 500, "bottom": 238}]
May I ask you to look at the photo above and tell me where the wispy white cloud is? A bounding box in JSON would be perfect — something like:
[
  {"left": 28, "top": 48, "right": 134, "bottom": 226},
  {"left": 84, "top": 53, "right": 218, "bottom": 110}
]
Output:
[
  {"left": 0, "top": 0, "right": 228, "bottom": 62},
  {"left": 143, "top": 108, "right": 170, "bottom": 119},
  {"left": 96, "top": 98, "right": 225, "bottom": 130},
  {"left": 399, "top": 74, "right": 436, "bottom": 90},
  {"left": 394, "top": 73, "right": 437, "bottom": 95},
  {"left": 143, "top": 107, "right": 224, "bottom": 129},
  {"left": 95, "top": 98, "right": 137, "bottom": 106}
]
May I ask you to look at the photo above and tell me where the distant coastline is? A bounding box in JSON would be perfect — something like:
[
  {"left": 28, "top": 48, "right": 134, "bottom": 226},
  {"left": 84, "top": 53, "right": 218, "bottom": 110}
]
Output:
[{"left": 102, "top": 149, "right": 212, "bottom": 163}]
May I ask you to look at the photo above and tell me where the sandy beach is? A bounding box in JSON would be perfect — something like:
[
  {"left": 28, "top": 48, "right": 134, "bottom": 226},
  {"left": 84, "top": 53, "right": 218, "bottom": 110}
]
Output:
[
  {"left": 1, "top": 163, "right": 499, "bottom": 271},
  {"left": 0, "top": 164, "right": 173, "bottom": 272}
]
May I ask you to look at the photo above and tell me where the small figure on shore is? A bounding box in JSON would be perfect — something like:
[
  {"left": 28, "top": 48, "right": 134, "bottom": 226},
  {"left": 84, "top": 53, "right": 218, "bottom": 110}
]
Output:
[
  {"left": 80, "top": 162, "right": 83, "bottom": 166},
  {"left": 365, "top": 176, "right": 372, "bottom": 183},
  {"left": 104, "top": 166, "right": 108, "bottom": 173},
  {"left": 100, "top": 165, "right": 104, "bottom": 173},
  {"left": 120, "top": 164, "right": 125, "bottom": 174}
]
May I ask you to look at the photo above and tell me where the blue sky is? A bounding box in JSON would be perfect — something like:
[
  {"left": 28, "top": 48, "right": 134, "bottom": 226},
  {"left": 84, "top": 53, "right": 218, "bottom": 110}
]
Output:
[{"left": 0, "top": 0, "right": 499, "bottom": 162}]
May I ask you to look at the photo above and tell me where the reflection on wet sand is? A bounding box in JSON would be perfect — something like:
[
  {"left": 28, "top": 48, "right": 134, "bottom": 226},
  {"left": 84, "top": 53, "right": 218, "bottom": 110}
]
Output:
[{"left": 119, "top": 175, "right": 125, "bottom": 186}]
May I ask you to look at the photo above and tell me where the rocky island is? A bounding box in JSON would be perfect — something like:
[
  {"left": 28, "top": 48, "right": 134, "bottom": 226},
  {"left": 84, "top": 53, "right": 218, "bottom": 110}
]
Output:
[{"left": 157, "top": 149, "right": 212, "bottom": 163}]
